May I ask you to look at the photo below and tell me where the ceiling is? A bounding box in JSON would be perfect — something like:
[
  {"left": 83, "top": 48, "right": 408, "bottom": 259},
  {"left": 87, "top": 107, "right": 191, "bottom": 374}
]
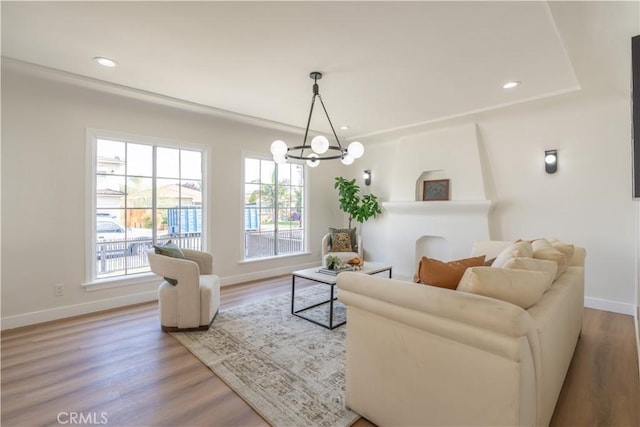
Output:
[{"left": 2, "top": 1, "right": 637, "bottom": 141}]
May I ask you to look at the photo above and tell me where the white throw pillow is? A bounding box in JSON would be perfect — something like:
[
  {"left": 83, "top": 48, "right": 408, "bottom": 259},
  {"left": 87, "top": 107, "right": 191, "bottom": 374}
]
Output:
[
  {"left": 457, "top": 266, "right": 553, "bottom": 309},
  {"left": 502, "top": 256, "right": 558, "bottom": 290},
  {"left": 491, "top": 241, "right": 534, "bottom": 268},
  {"left": 531, "top": 239, "right": 567, "bottom": 280}
]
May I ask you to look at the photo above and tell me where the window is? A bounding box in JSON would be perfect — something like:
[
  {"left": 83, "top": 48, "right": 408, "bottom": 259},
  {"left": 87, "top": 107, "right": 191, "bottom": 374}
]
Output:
[
  {"left": 90, "top": 132, "right": 205, "bottom": 281},
  {"left": 243, "top": 157, "right": 305, "bottom": 259}
]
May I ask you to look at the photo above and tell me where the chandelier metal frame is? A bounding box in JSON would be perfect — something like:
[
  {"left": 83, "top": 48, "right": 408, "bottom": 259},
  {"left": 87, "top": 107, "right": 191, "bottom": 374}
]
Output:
[{"left": 270, "top": 72, "right": 364, "bottom": 167}]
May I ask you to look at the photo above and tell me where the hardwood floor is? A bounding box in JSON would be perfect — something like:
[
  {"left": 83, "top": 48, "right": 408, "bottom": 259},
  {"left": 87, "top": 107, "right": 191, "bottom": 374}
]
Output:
[
  {"left": 550, "top": 310, "right": 640, "bottom": 426},
  {"left": 2, "top": 276, "right": 638, "bottom": 427}
]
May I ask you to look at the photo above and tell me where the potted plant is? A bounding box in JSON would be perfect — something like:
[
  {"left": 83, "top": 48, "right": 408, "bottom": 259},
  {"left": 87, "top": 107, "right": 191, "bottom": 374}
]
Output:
[{"left": 334, "top": 177, "right": 382, "bottom": 228}]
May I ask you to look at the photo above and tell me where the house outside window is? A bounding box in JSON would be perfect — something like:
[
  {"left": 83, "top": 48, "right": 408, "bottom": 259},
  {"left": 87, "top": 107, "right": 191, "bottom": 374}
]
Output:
[
  {"left": 243, "top": 157, "right": 305, "bottom": 259},
  {"left": 90, "top": 131, "right": 205, "bottom": 281}
]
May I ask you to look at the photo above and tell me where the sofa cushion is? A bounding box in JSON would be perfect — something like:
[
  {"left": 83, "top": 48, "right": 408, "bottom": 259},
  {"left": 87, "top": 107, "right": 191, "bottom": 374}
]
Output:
[
  {"left": 531, "top": 239, "right": 567, "bottom": 280},
  {"left": 457, "top": 266, "right": 554, "bottom": 309},
  {"left": 330, "top": 231, "right": 353, "bottom": 252},
  {"left": 491, "top": 241, "right": 534, "bottom": 268},
  {"left": 414, "top": 255, "right": 486, "bottom": 290},
  {"left": 502, "top": 257, "right": 558, "bottom": 291},
  {"left": 329, "top": 227, "right": 358, "bottom": 252}
]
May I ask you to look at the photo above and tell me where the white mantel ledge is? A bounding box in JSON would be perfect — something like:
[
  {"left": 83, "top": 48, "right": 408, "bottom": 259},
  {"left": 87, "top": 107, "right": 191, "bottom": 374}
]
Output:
[{"left": 382, "top": 200, "right": 493, "bottom": 216}]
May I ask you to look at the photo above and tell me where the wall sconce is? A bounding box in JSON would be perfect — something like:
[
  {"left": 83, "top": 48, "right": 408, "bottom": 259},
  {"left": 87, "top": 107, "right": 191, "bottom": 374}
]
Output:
[
  {"left": 363, "top": 170, "right": 372, "bottom": 186},
  {"left": 544, "top": 150, "right": 558, "bottom": 174}
]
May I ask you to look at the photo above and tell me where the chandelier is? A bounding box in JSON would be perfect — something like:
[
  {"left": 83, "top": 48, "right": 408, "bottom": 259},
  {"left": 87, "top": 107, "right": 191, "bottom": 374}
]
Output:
[{"left": 270, "top": 72, "right": 364, "bottom": 168}]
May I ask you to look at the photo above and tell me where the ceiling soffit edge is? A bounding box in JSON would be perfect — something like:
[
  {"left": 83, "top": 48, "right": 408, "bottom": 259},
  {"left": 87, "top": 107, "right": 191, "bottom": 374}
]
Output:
[{"left": 1, "top": 57, "right": 311, "bottom": 137}]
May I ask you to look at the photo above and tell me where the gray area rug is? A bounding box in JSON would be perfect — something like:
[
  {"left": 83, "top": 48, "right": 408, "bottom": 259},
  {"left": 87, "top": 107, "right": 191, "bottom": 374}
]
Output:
[{"left": 171, "top": 285, "right": 358, "bottom": 427}]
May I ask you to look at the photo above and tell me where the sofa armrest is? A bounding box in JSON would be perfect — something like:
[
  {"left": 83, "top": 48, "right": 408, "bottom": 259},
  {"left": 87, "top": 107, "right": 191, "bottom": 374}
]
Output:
[
  {"left": 337, "top": 272, "right": 541, "bottom": 427},
  {"left": 569, "top": 247, "right": 586, "bottom": 267}
]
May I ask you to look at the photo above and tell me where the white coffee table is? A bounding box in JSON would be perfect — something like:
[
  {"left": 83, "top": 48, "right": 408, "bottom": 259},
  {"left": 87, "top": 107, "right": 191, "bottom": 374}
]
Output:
[{"left": 291, "top": 262, "right": 392, "bottom": 329}]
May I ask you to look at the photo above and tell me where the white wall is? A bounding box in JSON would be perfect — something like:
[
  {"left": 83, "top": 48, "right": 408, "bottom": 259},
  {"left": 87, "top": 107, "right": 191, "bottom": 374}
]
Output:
[
  {"left": 358, "top": 89, "right": 636, "bottom": 313},
  {"left": 1, "top": 62, "right": 348, "bottom": 328}
]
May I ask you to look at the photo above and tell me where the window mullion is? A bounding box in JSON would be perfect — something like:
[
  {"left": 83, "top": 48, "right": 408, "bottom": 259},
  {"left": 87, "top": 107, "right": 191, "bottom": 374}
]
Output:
[
  {"left": 152, "top": 146, "right": 157, "bottom": 245},
  {"left": 178, "top": 150, "right": 182, "bottom": 247},
  {"left": 274, "top": 167, "right": 279, "bottom": 255},
  {"left": 124, "top": 142, "right": 129, "bottom": 275}
]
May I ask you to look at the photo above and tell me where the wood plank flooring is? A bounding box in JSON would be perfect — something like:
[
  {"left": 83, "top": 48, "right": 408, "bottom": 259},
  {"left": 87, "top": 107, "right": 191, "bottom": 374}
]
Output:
[{"left": 2, "top": 276, "right": 638, "bottom": 427}]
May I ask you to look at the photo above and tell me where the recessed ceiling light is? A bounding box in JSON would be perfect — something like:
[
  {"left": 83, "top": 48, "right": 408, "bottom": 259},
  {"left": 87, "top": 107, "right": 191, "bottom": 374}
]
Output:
[
  {"left": 94, "top": 57, "right": 118, "bottom": 68},
  {"left": 340, "top": 125, "right": 350, "bottom": 130},
  {"left": 502, "top": 81, "right": 521, "bottom": 89}
]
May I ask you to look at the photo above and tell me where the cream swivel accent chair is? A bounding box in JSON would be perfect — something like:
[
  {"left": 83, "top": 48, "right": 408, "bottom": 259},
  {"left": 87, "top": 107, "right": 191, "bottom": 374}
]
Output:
[
  {"left": 147, "top": 248, "right": 220, "bottom": 331},
  {"left": 321, "top": 231, "right": 363, "bottom": 267}
]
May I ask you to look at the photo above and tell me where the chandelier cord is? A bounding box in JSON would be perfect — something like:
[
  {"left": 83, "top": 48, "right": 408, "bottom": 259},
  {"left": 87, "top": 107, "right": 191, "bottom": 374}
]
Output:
[
  {"left": 316, "top": 94, "right": 344, "bottom": 150},
  {"left": 301, "top": 92, "right": 317, "bottom": 158}
]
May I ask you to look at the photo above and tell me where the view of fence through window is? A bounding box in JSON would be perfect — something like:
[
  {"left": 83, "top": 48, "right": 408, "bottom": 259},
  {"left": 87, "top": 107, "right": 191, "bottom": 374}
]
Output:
[
  {"left": 95, "top": 138, "right": 203, "bottom": 279},
  {"left": 244, "top": 158, "right": 305, "bottom": 258}
]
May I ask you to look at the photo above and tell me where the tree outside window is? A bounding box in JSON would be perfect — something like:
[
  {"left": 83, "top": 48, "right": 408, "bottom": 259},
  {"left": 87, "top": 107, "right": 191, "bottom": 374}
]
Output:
[{"left": 243, "top": 157, "right": 305, "bottom": 259}]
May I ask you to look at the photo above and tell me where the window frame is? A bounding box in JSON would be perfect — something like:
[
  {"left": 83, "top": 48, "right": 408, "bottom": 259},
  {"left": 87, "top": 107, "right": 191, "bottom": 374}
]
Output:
[
  {"left": 240, "top": 152, "right": 310, "bottom": 262},
  {"left": 84, "top": 128, "right": 209, "bottom": 289}
]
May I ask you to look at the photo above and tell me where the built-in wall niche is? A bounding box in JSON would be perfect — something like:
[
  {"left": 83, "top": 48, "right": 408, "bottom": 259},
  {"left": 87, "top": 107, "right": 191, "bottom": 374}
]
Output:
[{"left": 415, "top": 170, "right": 449, "bottom": 201}]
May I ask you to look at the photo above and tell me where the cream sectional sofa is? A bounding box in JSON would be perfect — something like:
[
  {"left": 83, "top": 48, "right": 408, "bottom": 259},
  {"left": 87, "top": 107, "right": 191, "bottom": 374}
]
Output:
[{"left": 337, "top": 240, "right": 585, "bottom": 427}]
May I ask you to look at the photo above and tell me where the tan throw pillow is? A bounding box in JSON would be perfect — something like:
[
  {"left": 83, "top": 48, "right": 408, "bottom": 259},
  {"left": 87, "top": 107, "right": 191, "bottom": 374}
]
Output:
[
  {"left": 502, "top": 256, "right": 558, "bottom": 291},
  {"left": 330, "top": 227, "right": 358, "bottom": 252},
  {"left": 549, "top": 239, "right": 575, "bottom": 265},
  {"left": 330, "top": 231, "right": 352, "bottom": 252},
  {"left": 491, "top": 241, "right": 534, "bottom": 268},
  {"left": 414, "top": 255, "right": 486, "bottom": 290},
  {"left": 531, "top": 239, "right": 567, "bottom": 280},
  {"left": 457, "top": 267, "right": 553, "bottom": 309}
]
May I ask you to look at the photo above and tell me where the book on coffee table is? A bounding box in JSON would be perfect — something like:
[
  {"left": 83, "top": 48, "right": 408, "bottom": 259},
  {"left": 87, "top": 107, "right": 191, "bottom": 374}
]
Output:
[{"left": 317, "top": 267, "right": 355, "bottom": 275}]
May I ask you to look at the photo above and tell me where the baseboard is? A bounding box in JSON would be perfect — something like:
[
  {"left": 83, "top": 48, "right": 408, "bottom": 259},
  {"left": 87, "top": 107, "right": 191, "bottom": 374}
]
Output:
[
  {"left": 0, "top": 262, "right": 320, "bottom": 331},
  {"left": 636, "top": 307, "right": 640, "bottom": 377},
  {"left": 219, "top": 261, "right": 320, "bottom": 286},
  {"left": 1, "top": 290, "right": 158, "bottom": 331},
  {"left": 584, "top": 296, "right": 637, "bottom": 316}
]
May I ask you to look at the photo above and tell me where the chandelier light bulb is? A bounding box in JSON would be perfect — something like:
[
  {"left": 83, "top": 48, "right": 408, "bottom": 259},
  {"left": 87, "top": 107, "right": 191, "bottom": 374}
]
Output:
[
  {"left": 274, "top": 155, "right": 288, "bottom": 165},
  {"left": 347, "top": 141, "right": 364, "bottom": 159},
  {"left": 311, "top": 135, "right": 329, "bottom": 154},
  {"left": 270, "top": 140, "right": 288, "bottom": 157},
  {"left": 341, "top": 154, "right": 354, "bottom": 165},
  {"left": 307, "top": 153, "right": 320, "bottom": 168}
]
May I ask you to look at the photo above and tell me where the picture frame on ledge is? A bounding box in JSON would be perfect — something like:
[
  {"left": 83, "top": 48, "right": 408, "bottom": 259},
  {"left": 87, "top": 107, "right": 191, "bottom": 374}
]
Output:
[{"left": 423, "top": 179, "right": 450, "bottom": 201}]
